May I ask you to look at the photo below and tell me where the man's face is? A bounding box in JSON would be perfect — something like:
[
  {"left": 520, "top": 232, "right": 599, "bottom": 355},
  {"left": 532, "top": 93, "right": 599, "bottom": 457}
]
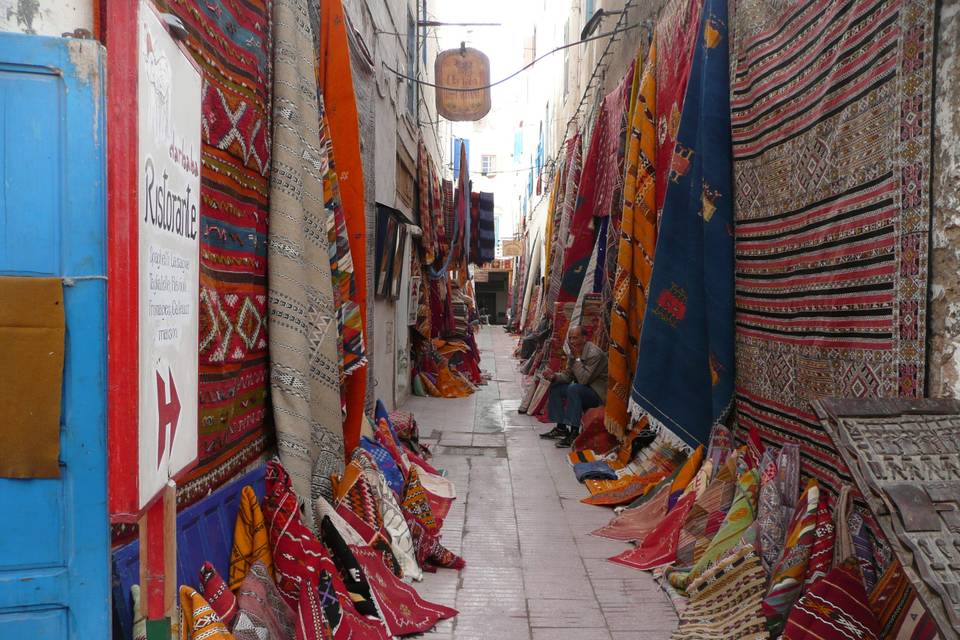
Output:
[{"left": 568, "top": 327, "right": 585, "bottom": 356}]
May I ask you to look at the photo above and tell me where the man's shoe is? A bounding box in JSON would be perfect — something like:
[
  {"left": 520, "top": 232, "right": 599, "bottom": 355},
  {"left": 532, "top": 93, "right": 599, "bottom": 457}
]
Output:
[
  {"left": 539, "top": 425, "right": 567, "bottom": 440},
  {"left": 555, "top": 432, "right": 576, "bottom": 448}
]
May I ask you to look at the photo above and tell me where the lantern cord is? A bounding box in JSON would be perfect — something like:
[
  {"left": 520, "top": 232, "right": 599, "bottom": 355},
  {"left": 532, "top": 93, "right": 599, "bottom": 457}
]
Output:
[{"left": 381, "top": 22, "right": 643, "bottom": 93}]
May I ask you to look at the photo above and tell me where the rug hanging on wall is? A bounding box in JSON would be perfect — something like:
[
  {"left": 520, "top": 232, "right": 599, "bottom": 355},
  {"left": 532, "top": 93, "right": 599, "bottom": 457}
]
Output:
[
  {"left": 267, "top": 0, "right": 344, "bottom": 520},
  {"left": 630, "top": 0, "right": 735, "bottom": 450},
  {"left": 318, "top": 0, "right": 369, "bottom": 457},
  {"left": 731, "top": 0, "right": 935, "bottom": 496},
  {"left": 167, "top": 0, "right": 273, "bottom": 510},
  {"left": 606, "top": 40, "right": 658, "bottom": 439}
]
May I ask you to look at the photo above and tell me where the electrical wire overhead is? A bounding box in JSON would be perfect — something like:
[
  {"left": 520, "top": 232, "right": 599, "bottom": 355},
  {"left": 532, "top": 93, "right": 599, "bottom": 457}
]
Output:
[{"left": 381, "top": 22, "right": 642, "bottom": 92}]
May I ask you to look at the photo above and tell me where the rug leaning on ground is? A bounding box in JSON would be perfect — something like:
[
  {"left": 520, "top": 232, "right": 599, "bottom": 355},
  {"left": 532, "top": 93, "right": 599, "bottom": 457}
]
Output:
[{"left": 731, "top": 0, "right": 935, "bottom": 496}]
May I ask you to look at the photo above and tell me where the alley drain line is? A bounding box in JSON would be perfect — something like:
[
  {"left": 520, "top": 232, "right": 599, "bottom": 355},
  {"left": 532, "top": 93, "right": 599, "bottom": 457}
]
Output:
[{"left": 434, "top": 445, "right": 508, "bottom": 459}]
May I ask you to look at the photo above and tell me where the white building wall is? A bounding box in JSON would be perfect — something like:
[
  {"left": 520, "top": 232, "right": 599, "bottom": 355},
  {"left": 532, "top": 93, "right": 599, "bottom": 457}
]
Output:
[
  {"left": 344, "top": 0, "right": 441, "bottom": 410},
  {"left": 0, "top": 0, "right": 91, "bottom": 36}
]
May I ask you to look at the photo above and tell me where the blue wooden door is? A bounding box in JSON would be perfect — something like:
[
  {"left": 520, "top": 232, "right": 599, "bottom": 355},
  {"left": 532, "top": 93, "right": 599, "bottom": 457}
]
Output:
[{"left": 0, "top": 34, "right": 109, "bottom": 638}]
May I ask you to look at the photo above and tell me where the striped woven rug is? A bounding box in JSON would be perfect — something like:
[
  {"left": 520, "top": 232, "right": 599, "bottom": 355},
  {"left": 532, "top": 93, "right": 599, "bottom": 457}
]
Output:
[
  {"left": 170, "top": 0, "right": 273, "bottom": 507},
  {"left": 732, "top": 0, "right": 934, "bottom": 495}
]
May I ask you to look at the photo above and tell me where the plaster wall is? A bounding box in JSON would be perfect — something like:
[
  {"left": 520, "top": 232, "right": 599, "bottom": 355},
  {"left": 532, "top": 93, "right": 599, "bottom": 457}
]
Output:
[
  {"left": 344, "top": 0, "right": 441, "bottom": 409},
  {"left": 928, "top": 0, "right": 960, "bottom": 399},
  {"left": 0, "top": 0, "right": 91, "bottom": 36}
]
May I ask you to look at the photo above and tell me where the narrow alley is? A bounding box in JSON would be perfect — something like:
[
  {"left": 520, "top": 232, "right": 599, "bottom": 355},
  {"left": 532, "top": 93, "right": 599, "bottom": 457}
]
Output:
[
  {"left": 406, "top": 327, "right": 677, "bottom": 639},
  {"left": 1, "top": 0, "right": 958, "bottom": 638}
]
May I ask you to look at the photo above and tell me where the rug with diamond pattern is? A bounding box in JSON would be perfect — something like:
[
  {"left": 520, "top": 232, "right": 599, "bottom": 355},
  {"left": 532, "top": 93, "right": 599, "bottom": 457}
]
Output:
[
  {"left": 168, "top": 0, "right": 273, "bottom": 508},
  {"left": 731, "top": 0, "right": 934, "bottom": 496}
]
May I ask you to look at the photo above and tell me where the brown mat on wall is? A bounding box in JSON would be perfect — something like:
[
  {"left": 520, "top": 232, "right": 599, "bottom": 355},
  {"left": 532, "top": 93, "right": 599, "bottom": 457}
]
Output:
[{"left": 0, "top": 276, "right": 64, "bottom": 478}]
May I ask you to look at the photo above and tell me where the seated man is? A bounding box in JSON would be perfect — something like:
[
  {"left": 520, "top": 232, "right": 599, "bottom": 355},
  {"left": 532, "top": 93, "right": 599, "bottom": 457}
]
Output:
[{"left": 540, "top": 325, "right": 607, "bottom": 448}]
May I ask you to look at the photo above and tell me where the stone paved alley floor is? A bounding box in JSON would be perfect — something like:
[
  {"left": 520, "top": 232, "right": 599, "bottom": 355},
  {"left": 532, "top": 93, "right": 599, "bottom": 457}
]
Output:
[{"left": 400, "top": 327, "right": 679, "bottom": 639}]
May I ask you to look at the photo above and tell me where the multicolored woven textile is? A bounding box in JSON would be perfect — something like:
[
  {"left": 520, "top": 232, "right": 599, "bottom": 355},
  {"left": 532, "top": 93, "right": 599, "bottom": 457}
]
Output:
[
  {"left": 757, "top": 443, "right": 800, "bottom": 574},
  {"left": 267, "top": 0, "right": 343, "bottom": 516},
  {"left": 580, "top": 471, "right": 668, "bottom": 507},
  {"left": 573, "top": 407, "right": 619, "bottom": 455},
  {"left": 440, "top": 180, "right": 456, "bottom": 260},
  {"left": 167, "top": 0, "right": 272, "bottom": 509},
  {"left": 229, "top": 485, "right": 273, "bottom": 591},
  {"left": 335, "top": 460, "right": 385, "bottom": 538},
  {"left": 372, "top": 401, "right": 410, "bottom": 475},
  {"left": 294, "top": 576, "right": 335, "bottom": 640},
  {"left": 477, "top": 192, "right": 496, "bottom": 264},
  {"left": 804, "top": 491, "right": 835, "bottom": 588},
  {"left": 582, "top": 437, "right": 686, "bottom": 507},
  {"left": 359, "top": 437, "right": 404, "bottom": 496},
  {"left": 298, "top": 572, "right": 391, "bottom": 640},
  {"left": 428, "top": 168, "right": 446, "bottom": 262},
  {"left": 544, "top": 137, "right": 582, "bottom": 312},
  {"left": 200, "top": 561, "right": 237, "bottom": 626},
  {"left": 179, "top": 586, "right": 234, "bottom": 640},
  {"left": 869, "top": 559, "right": 940, "bottom": 640},
  {"left": 557, "top": 77, "right": 631, "bottom": 306},
  {"left": 318, "top": 99, "right": 365, "bottom": 379},
  {"left": 675, "top": 454, "right": 739, "bottom": 566},
  {"left": 593, "top": 483, "right": 670, "bottom": 542},
  {"left": 630, "top": 0, "right": 735, "bottom": 450},
  {"left": 704, "top": 425, "right": 733, "bottom": 471},
  {"left": 400, "top": 467, "right": 437, "bottom": 532},
  {"left": 400, "top": 468, "right": 464, "bottom": 571},
  {"left": 732, "top": 0, "right": 935, "bottom": 497},
  {"left": 762, "top": 479, "right": 820, "bottom": 636},
  {"left": 264, "top": 463, "right": 387, "bottom": 639},
  {"left": 654, "top": 0, "right": 702, "bottom": 212},
  {"left": 417, "top": 143, "right": 437, "bottom": 265},
  {"left": 317, "top": 0, "right": 368, "bottom": 459},
  {"left": 669, "top": 446, "right": 705, "bottom": 509},
  {"left": 365, "top": 463, "right": 421, "bottom": 581},
  {"left": 782, "top": 559, "right": 880, "bottom": 640},
  {"left": 319, "top": 516, "right": 379, "bottom": 618},
  {"left": 670, "top": 546, "right": 769, "bottom": 640},
  {"left": 609, "top": 491, "right": 697, "bottom": 571},
  {"left": 263, "top": 460, "right": 327, "bottom": 609},
  {"left": 681, "top": 468, "right": 760, "bottom": 589},
  {"left": 232, "top": 561, "right": 296, "bottom": 640},
  {"left": 351, "top": 544, "right": 457, "bottom": 636}
]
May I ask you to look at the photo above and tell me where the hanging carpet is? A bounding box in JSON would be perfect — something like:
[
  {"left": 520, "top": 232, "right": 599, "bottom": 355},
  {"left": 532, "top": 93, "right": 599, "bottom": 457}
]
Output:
[
  {"left": 557, "top": 73, "right": 632, "bottom": 305},
  {"left": 606, "top": 39, "right": 659, "bottom": 439},
  {"left": 478, "top": 192, "right": 495, "bottom": 264},
  {"left": 318, "top": 0, "right": 368, "bottom": 458},
  {"left": 267, "top": 0, "right": 344, "bottom": 516},
  {"left": 166, "top": 0, "right": 272, "bottom": 510},
  {"left": 654, "top": 0, "right": 703, "bottom": 212},
  {"left": 629, "top": 0, "right": 735, "bottom": 450},
  {"left": 731, "top": 0, "right": 935, "bottom": 497}
]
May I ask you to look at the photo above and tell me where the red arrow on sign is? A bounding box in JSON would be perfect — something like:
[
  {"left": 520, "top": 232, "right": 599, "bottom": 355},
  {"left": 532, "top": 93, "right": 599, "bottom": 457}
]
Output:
[{"left": 156, "top": 368, "right": 181, "bottom": 467}]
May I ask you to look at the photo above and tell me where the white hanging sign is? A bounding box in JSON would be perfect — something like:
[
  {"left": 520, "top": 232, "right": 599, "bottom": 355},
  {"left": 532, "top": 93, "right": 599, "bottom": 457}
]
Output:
[{"left": 136, "top": 0, "right": 202, "bottom": 508}]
